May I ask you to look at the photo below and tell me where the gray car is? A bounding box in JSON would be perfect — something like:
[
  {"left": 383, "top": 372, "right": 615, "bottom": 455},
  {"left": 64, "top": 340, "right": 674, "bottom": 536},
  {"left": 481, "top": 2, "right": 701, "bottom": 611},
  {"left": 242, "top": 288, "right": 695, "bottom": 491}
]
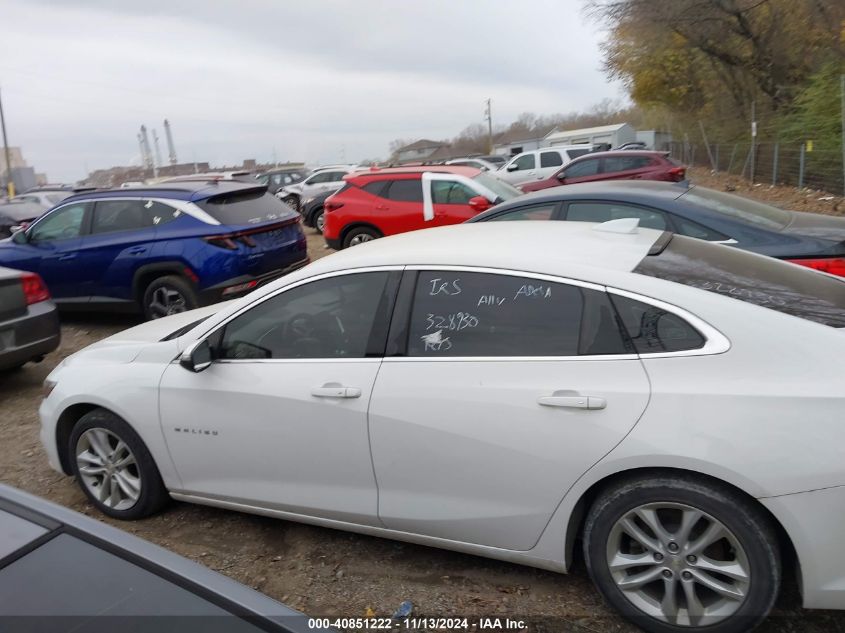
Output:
[
  {"left": 0, "top": 266, "right": 60, "bottom": 370},
  {"left": 0, "top": 483, "right": 325, "bottom": 632}
]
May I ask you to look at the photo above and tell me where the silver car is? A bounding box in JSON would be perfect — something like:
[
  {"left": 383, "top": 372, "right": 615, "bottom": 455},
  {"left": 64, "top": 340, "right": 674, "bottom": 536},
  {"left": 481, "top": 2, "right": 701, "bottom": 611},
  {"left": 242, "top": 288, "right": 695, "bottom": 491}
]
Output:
[{"left": 276, "top": 166, "right": 358, "bottom": 211}]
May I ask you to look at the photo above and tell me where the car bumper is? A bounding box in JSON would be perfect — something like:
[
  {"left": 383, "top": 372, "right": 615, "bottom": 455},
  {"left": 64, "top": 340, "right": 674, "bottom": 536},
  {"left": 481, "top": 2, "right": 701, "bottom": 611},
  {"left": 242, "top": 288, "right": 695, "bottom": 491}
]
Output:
[
  {"left": 197, "top": 257, "right": 310, "bottom": 305},
  {"left": 0, "top": 300, "right": 60, "bottom": 370},
  {"left": 761, "top": 484, "right": 845, "bottom": 610},
  {"left": 38, "top": 395, "right": 64, "bottom": 474}
]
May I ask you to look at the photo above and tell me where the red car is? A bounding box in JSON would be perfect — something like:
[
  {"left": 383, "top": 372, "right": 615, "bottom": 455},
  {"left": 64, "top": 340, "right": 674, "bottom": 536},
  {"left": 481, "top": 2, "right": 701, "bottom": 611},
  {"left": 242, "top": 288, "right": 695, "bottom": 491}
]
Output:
[
  {"left": 323, "top": 166, "right": 521, "bottom": 249},
  {"left": 520, "top": 150, "right": 686, "bottom": 193}
]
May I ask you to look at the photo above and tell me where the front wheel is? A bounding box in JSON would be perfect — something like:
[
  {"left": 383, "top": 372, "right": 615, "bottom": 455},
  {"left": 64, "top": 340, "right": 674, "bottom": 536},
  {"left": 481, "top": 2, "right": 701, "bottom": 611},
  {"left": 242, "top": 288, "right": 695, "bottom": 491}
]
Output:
[
  {"left": 342, "top": 226, "right": 380, "bottom": 249},
  {"left": 142, "top": 275, "right": 198, "bottom": 321},
  {"left": 282, "top": 195, "right": 299, "bottom": 211},
  {"left": 583, "top": 474, "right": 781, "bottom": 633},
  {"left": 69, "top": 409, "right": 169, "bottom": 519}
]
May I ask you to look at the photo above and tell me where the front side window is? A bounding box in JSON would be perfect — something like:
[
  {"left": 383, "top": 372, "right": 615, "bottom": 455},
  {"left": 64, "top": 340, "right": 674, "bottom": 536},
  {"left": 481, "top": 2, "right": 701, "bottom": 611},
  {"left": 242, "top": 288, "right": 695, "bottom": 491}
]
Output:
[
  {"left": 634, "top": 233, "right": 845, "bottom": 328},
  {"left": 29, "top": 203, "right": 87, "bottom": 242},
  {"left": 431, "top": 180, "right": 476, "bottom": 205},
  {"left": 306, "top": 172, "right": 331, "bottom": 184},
  {"left": 563, "top": 158, "right": 600, "bottom": 178},
  {"left": 218, "top": 272, "right": 391, "bottom": 360},
  {"left": 611, "top": 294, "right": 704, "bottom": 353},
  {"left": 406, "top": 271, "right": 627, "bottom": 357},
  {"left": 513, "top": 154, "right": 536, "bottom": 170},
  {"left": 487, "top": 203, "right": 557, "bottom": 222},
  {"left": 384, "top": 179, "right": 423, "bottom": 202},
  {"left": 540, "top": 152, "right": 564, "bottom": 168},
  {"left": 567, "top": 201, "right": 668, "bottom": 231}
]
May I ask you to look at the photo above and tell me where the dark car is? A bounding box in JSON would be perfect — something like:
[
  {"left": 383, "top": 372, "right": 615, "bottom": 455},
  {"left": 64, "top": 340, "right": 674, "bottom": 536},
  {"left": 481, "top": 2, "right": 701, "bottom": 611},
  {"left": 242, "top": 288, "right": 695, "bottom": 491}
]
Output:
[
  {"left": 468, "top": 181, "right": 845, "bottom": 276},
  {"left": 0, "top": 200, "right": 46, "bottom": 236},
  {"left": 0, "top": 484, "right": 323, "bottom": 633},
  {"left": 0, "top": 181, "right": 309, "bottom": 320},
  {"left": 0, "top": 266, "right": 60, "bottom": 370},
  {"left": 520, "top": 151, "right": 686, "bottom": 193},
  {"left": 255, "top": 167, "right": 307, "bottom": 195},
  {"left": 300, "top": 189, "right": 333, "bottom": 233}
]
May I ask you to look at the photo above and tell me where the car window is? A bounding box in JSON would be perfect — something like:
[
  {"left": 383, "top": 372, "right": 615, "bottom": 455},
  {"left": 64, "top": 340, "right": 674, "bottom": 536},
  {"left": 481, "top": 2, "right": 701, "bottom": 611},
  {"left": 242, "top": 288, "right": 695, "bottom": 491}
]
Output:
[
  {"left": 513, "top": 154, "right": 535, "bottom": 170},
  {"left": 563, "top": 158, "right": 600, "bottom": 178},
  {"left": 567, "top": 201, "right": 668, "bottom": 231},
  {"left": 197, "top": 190, "right": 294, "bottom": 224},
  {"left": 610, "top": 294, "right": 705, "bottom": 353},
  {"left": 566, "top": 148, "right": 592, "bottom": 160},
  {"left": 487, "top": 203, "right": 557, "bottom": 222},
  {"left": 46, "top": 193, "right": 69, "bottom": 205},
  {"left": 218, "top": 272, "right": 390, "bottom": 360},
  {"left": 406, "top": 271, "right": 627, "bottom": 357},
  {"left": 679, "top": 186, "right": 790, "bottom": 229},
  {"left": 324, "top": 171, "right": 346, "bottom": 182},
  {"left": 673, "top": 216, "right": 728, "bottom": 241},
  {"left": 306, "top": 172, "right": 330, "bottom": 184},
  {"left": 29, "top": 203, "right": 87, "bottom": 241},
  {"left": 602, "top": 156, "right": 653, "bottom": 172},
  {"left": 255, "top": 175, "right": 269, "bottom": 185},
  {"left": 362, "top": 181, "right": 387, "bottom": 197},
  {"left": 431, "top": 180, "right": 476, "bottom": 205},
  {"left": 384, "top": 179, "right": 423, "bottom": 202},
  {"left": 540, "top": 152, "right": 563, "bottom": 168},
  {"left": 92, "top": 200, "right": 178, "bottom": 234},
  {"left": 634, "top": 234, "right": 845, "bottom": 328},
  {"left": 472, "top": 173, "right": 521, "bottom": 202}
]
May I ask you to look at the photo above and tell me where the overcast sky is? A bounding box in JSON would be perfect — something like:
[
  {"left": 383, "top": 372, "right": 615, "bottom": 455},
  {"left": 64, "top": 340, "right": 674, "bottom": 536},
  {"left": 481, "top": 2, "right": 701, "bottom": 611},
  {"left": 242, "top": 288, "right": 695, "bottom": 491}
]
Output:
[{"left": 0, "top": 0, "right": 623, "bottom": 181}]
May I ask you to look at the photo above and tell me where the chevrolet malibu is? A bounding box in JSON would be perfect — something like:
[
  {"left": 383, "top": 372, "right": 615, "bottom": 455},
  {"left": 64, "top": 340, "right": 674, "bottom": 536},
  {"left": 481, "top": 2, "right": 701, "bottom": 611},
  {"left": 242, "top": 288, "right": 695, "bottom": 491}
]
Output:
[{"left": 40, "top": 221, "right": 845, "bottom": 633}]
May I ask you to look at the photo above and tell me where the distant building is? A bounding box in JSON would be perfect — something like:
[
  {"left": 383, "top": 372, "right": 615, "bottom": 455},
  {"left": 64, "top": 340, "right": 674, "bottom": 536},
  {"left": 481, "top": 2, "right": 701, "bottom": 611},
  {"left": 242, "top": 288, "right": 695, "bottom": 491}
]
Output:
[
  {"left": 394, "top": 139, "right": 450, "bottom": 164},
  {"left": 492, "top": 125, "right": 558, "bottom": 157},
  {"left": 544, "top": 123, "right": 636, "bottom": 149},
  {"left": 1, "top": 146, "right": 44, "bottom": 192},
  {"left": 636, "top": 130, "right": 673, "bottom": 151}
]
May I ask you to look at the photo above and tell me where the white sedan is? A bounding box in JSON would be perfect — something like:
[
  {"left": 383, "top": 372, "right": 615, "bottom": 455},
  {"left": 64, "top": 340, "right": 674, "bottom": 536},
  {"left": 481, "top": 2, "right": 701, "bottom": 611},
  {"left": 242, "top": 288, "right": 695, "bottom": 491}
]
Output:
[{"left": 40, "top": 221, "right": 845, "bottom": 633}]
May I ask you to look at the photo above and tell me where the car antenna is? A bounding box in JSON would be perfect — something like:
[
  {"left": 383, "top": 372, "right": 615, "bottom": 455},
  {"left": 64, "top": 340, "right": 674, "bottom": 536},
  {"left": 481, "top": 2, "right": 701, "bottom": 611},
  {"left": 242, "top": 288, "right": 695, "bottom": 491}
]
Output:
[{"left": 592, "top": 218, "right": 640, "bottom": 234}]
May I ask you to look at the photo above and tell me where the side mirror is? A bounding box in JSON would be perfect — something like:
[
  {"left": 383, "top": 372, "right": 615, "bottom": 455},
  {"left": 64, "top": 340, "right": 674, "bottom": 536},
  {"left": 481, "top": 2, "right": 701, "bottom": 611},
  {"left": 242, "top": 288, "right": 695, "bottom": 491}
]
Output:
[
  {"left": 468, "top": 196, "right": 492, "bottom": 213},
  {"left": 180, "top": 339, "right": 213, "bottom": 373},
  {"left": 12, "top": 230, "right": 29, "bottom": 244},
  {"left": 556, "top": 171, "right": 567, "bottom": 181},
  {"left": 506, "top": 163, "right": 519, "bottom": 172}
]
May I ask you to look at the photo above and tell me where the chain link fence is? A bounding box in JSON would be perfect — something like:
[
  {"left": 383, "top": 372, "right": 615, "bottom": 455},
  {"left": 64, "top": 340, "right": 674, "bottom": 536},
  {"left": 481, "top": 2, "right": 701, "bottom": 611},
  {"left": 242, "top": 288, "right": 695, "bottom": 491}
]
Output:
[{"left": 669, "top": 141, "right": 845, "bottom": 197}]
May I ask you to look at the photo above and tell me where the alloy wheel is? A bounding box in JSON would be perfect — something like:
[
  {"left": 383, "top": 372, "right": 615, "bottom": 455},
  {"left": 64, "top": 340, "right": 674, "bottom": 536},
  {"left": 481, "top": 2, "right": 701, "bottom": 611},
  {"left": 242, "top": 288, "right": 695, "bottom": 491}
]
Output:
[
  {"left": 75, "top": 427, "right": 142, "bottom": 510},
  {"left": 605, "top": 502, "right": 750, "bottom": 627},
  {"left": 148, "top": 286, "right": 187, "bottom": 319},
  {"left": 348, "top": 233, "right": 374, "bottom": 246},
  {"left": 315, "top": 211, "right": 325, "bottom": 233}
]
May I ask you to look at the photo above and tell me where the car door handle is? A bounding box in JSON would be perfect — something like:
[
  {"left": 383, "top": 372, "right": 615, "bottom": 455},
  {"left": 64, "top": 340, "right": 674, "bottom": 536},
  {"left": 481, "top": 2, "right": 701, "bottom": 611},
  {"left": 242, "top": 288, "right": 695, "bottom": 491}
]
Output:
[
  {"left": 128, "top": 246, "right": 146, "bottom": 255},
  {"left": 311, "top": 384, "right": 362, "bottom": 399},
  {"left": 538, "top": 394, "right": 606, "bottom": 410},
  {"left": 375, "top": 205, "right": 389, "bottom": 210}
]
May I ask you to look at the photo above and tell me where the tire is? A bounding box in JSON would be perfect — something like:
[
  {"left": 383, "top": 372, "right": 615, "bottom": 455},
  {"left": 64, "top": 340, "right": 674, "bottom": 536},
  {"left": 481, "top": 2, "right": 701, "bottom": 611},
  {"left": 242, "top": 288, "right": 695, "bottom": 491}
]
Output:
[
  {"left": 583, "top": 474, "right": 781, "bottom": 633},
  {"left": 342, "top": 226, "right": 380, "bottom": 249},
  {"left": 313, "top": 208, "right": 325, "bottom": 234},
  {"left": 282, "top": 195, "right": 299, "bottom": 211},
  {"left": 142, "top": 275, "right": 198, "bottom": 321},
  {"left": 68, "top": 408, "right": 169, "bottom": 520}
]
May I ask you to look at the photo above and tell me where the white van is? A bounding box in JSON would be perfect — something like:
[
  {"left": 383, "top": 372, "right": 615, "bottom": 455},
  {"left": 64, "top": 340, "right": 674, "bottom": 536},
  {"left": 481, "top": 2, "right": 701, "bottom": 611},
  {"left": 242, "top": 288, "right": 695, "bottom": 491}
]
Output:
[{"left": 496, "top": 145, "right": 595, "bottom": 185}]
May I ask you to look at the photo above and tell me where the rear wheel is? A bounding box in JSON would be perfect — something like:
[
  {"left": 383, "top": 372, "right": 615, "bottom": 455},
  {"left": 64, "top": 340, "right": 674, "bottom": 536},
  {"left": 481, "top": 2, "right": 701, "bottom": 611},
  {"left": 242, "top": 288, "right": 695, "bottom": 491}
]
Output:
[
  {"left": 69, "top": 409, "right": 169, "bottom": 519},
  {"left": 583, "top": 474, "right": 781, "bottom": 633},
  {"left": 142, "top": 275, "right": 197, "bottom": 320},
  {"left": 314, "top": 208, "right": 326, "bottom": 234},
  {"left": 342, "top": 226, "right": 380, "bottom": 248}
]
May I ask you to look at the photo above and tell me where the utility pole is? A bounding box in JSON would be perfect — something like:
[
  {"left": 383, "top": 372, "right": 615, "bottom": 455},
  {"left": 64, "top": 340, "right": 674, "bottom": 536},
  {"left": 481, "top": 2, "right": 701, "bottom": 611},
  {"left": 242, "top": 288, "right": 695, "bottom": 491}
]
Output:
[
  {"left": 0, "top": 86, "right": 15, "bottom": 197},
  {"left": 840, "top": 74, "right": 845, "bottom": 198},
  {"left": 484, "top": 98, "right": 493, "bottom": 154},
  {"left": 750, "top": 100, "right": 757, "bottom": 184}
]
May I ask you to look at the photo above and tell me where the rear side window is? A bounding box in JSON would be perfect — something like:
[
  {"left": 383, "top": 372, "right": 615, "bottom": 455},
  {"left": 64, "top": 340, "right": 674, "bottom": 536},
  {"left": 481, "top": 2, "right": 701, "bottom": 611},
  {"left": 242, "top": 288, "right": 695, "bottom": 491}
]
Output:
[
  {"left": 564, "top": 158, "right": 600, "bottom": 178},
  {"left": 673, "top": 216, "right": 727, "bottom": 241},
  {"left": 567, "top": 201, "right": 668, "bottom": 231},
  {"left": 540, "top": 152, "right": 563, "bottom": 168},
  {"left": 384, "top": 180, "right": 423, "bottom": 202},
  {"left": 362, "top": 181, "right": 387, "bottom": 197},
  {"left": 634, "top": 234, "right": 845, "bottom": 328},
  {"left": 611, "top": 294, "right": 704, "bottom": 353},
  {"left": 197, "top": 190, "right": 294, "bottom": 225},
  {"left": 602, "top": 156, "right": 653, "bottom": 172},
  {"left": 92, "top": 200, "right": 179, "bottom": 234},
  {"left": 406, "top": 271, "right": 628, "bottom": 357}
]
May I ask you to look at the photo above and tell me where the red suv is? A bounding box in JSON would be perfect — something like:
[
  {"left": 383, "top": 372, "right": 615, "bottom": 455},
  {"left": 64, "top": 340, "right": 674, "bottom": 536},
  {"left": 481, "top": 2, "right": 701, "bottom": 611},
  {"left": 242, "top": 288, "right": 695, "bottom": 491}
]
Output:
[
  {"left": 520, "top": 151, "right": 686, "bottom": 193},
  {"left": 323, "top": 166, "right": 521, "bottom": 249}
]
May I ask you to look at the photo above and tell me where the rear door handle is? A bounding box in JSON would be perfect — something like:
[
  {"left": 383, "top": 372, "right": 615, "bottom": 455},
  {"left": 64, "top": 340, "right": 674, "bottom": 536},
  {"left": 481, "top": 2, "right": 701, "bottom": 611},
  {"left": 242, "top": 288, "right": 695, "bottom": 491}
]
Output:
[
  {"left": 538, "top": 394, "right": 606, "bottom": 410},
  {"left": 311, "top": 384, "right": 362, "bottom": 399},
  {"left": 128, "top": 246, "right": 146, "bottom": 255}
]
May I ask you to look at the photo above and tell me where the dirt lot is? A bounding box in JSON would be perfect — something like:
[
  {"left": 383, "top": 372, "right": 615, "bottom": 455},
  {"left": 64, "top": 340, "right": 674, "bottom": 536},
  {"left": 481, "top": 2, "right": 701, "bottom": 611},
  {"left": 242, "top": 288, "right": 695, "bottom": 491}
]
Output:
[{"left": 2, "top": 215, "right": 845, "bottom": 632}]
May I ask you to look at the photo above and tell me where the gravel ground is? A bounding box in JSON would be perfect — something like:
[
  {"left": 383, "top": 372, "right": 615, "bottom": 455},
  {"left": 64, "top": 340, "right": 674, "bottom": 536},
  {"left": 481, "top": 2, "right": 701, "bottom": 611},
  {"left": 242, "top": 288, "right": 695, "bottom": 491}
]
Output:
[{"left": 2, "top": 218, "right": 844, "bottom": 632}]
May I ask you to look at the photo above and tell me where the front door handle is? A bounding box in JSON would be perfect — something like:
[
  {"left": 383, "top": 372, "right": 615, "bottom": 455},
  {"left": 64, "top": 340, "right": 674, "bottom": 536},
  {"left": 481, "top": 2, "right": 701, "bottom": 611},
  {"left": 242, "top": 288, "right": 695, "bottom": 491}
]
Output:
[
  {"left": 311, "top": 384, "right": 361, "bottom": 399},
  {"left": 538, "top": 393, "right": 606, "bottom": 410}
]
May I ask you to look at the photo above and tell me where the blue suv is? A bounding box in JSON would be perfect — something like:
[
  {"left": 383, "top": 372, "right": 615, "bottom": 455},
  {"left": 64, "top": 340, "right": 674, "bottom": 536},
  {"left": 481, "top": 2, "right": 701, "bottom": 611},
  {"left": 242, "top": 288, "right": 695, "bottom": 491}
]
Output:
[{"left": 0, "top": 181, "right": 308, "bottom": 319}]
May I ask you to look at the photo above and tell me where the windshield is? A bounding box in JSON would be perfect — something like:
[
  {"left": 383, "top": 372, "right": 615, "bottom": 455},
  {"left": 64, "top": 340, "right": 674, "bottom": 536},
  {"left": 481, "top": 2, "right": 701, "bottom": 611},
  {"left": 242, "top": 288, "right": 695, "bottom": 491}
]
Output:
[
  {"left": 473, "top": 172, "right": 521, "bottom": 202},
  {"left": 680, "top": 186, "right": 791, "bottom": 230}
]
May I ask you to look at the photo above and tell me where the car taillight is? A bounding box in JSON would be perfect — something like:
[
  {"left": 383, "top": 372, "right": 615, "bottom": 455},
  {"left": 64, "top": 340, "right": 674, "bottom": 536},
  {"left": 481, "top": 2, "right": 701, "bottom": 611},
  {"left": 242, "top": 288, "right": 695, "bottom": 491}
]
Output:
[
  {"left": 21, "top": 272, "right": 50, "bottom": 305},
  {"left": 787, "top": 257, "right": 845, "bottom": 277},
  {"left": 204, "top": 236, "right": 239, "bottom": 250},
  {"left": 668, "top": 166, "right": 686, "bottom": 181},
  {"left": 325, "top": 200, "right": 344, "bottom": 212}
]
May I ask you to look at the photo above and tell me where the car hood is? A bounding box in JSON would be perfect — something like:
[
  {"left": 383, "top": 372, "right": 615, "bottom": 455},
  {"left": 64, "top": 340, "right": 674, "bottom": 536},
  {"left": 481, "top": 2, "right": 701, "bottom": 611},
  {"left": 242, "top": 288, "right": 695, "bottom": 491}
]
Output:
[
  {"left": 279, "top": 183, "right": 304, "bottom": 196},
  {"left": 781, "top": 210, "right": 845, "bottom": 241}
]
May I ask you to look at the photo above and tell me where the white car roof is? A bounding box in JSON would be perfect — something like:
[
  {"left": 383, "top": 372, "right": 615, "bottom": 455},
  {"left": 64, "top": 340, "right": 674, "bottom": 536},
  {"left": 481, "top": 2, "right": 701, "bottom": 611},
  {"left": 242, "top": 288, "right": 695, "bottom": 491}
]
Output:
[{"left": 303, "top": 222, "right": 661, "bottom": 283}]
